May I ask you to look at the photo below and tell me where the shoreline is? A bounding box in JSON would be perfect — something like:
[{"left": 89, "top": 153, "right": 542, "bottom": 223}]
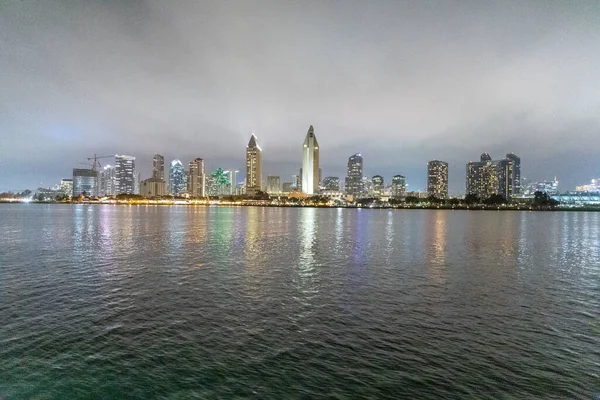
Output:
[{"left": 1, "top": 200, "right": 599, "bottom": 212}]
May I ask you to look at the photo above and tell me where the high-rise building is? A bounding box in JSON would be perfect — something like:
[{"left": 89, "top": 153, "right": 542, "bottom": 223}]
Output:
[
  {"left": 153, "top": 154, "right": 165, "bottom": 180},
  {"left": 206, "top": 168, "right": 231, "bottom": 196},
  {"left": 345, "top": 153, "right": 364, "bottom": 197},
  {"left": 245, "top": 134, "right": 262, "bottom": 196},
  {"left": 115, "top": 155, "right": 136, "bottom": 194},
  {"left": 391, "top": 175, "right": 406, "bottom": 199},
  {"left": 188, "top": 158, "right": 206, "bottom": 197},
  {"left": 292, "top": 174, "right": 300, "bottom": 189},
  {"left": 371, "top": 175, "right": 384, "bottom": 197},
  {"left": 322, "top": 176, "right": 340, "bottom": 191},
  {"left": 169, "top": 159, "right": 186, "bottom": 195},
  {"left": 505, "top": 153, "right": 521, "bottom": 196},
  {"left": 60, "top": 179, "right": 73, "bottom": 197},
  {"left": 72, "top": 168, "right": 98, "bottom": 197},
  {"left": 427, "top": 160, "right": 449, "bottom": 199},
  {"left": 301, "top": 125, "right": 320, "bottom": 195},
  {"left": 466, "top": 153, "right": 521, "bottom": 200},
  {"left": 267, "top": 175, "right": 281, "bottom": 194},
  {"left": 99, "top": 165, "right": 116, "bottom": 196}
]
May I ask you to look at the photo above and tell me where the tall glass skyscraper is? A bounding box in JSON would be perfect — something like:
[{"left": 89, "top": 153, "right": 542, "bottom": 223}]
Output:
[
  {"left": 99, "top": 165, "right": 116, "bottom": 196},
  {"left": 371, "top": 175, "right": 384, "bottom": 197},
  {"left": 391, "top": 175, "right": 406, "bottom": 199},
  {"left": 115, "top": 155, "right": 136, "bottom": 194},
  {"left": 169, "top": 160, "right": 186, "bottom": 195},
  {"left": 345, "top": 153, "right": 364, "bottom": 197},
  {"left": 72, "top": 168, "right": 98, "bottom": 197},
  {"left": 427, "top": 160, "right": 449, "bottom": 199}
]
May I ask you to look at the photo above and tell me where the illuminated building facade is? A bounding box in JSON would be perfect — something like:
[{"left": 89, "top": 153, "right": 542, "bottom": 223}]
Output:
[
  {"left": 391, "top": 175, "right": 406, "bottom": 199},
  {"left": 466, "top": 153, "right": 521, "bottom": 200},
  {"left": 169, "top": 160, "right": 186, "bottom": 195},
  {"left": 206, "top": 168, "right": 232, "bottom": 196},
  {"left": 188, "top": 158, "right": 206, "bottom": 197},
  {"left": 72, "top": 168, "right": 98, "bottom": 197},
  {"left": 345, "top": 153, "right": 364, "bottom": 197},
  {"left": 301, "top": 125, "right": 320, "bottom": 195},
  {"left": 322, "top": 176, "right": 340, "bottom": 191},
  {"left": 60, "top": 179, "right": 73, "bottom": 197},
  {"left": 115, "top": 154, "right": 136, "bottom": 194},
  {"left": 427, "top": 160, "right": 449, "bottom": 199},
  {"left": 245, "top": 134, "right": 262, "bottom": 195},
  {"left": 371, "top": 175, "right": 384, "bottom": 197},
  {"left": 267, "top": 175, "right": 281, "bottom": 194},
  {"left": 99, "top": 165, "right": 116, "bottom": 196},
  {"left": 153, "top": 154, "right": 165, "bottom": 180}
]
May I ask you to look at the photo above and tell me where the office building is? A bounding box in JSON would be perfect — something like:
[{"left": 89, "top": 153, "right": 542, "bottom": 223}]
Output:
[
  {"left": 72, "top": 168, "right": 98, "bottom": 197},
  {"left": 322, "top": 177, "right": 340, "bottom": 191},
  {"left": 267, "top": 175, "right": 281, "bottom": 194},
  {"left": 169, "top": 159, "right": 186, "bottom": 195},
  {"left": 153, "top": 154, "right": 165, "bottom": 180},
  {"left": 371, "top": 175, "right": 384, "bottom": 198},
  {"left": 245, "top": 134, "right": 262, "bottom": 195},
  {"left": 345, "top": 153, "right": 364, "bottom": 197},
  {"left": 391, "top": 175, "right": 406, "bottom": 199},
  {"left": 301, "top": 125, "right": 320, "bottom": 195},
  {"left": 60, "top": 179, "right": 73, "bottom": 197},
  {"left": 188, "top": 158, "right": 206, "bottom": 197},
  {"left": 99, "top": 165, "right": 116, "bottom": 196},
  {"left": 427, "top": 160, "right": 449, "bottom": 199},
  {"left": 206, "top": 168, "right": 231, "bottom": 196},
  {"left": 115, "top": 155, "right": 136, "bottom": 194}
]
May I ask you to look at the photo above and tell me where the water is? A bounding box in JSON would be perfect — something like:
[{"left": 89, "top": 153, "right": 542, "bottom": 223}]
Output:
[{"left": 1, "top": 205, "right": 599, "bottom": 399}]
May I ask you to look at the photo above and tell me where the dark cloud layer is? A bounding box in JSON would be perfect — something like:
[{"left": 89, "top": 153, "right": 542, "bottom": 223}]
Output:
[{"left": 1, "top": 0, "right": 599, "bottom": 192}]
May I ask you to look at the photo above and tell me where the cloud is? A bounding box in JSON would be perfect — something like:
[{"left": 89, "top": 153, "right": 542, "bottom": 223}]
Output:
[{"left": 1, "top": 0, "right": 599, "bottom": 192}]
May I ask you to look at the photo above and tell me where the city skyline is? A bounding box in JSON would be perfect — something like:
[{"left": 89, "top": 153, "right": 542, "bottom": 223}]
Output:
[{"left": 2, "top": 1, "right": 600, "bottom": 192}]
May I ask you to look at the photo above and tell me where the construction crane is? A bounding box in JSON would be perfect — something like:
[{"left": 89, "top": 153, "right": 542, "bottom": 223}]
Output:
[{"left": 84, "top": 154, "right": 113, "bottom": 171}]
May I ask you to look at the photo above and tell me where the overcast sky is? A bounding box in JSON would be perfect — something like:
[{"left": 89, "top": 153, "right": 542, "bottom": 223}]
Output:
[{"left": 1, "top": 0, "right": 599, "bottom": 193}]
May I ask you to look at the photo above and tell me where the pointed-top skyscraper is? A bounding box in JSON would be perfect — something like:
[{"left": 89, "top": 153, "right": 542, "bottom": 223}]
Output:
[
  {"left": 302, "top": 125, "right": 320, "bottom": 195},
  {"left": 245, "top": 133, "right": 262, "bottom": 195}
]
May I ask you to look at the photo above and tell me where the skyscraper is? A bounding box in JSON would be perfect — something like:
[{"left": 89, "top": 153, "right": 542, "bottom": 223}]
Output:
[
  {"left": 345, "top": 153, "right": 364, "bottom": 197},
  {"left": 245, "top": 134, "right": 262, "bottom": 195},
  {"left": 466, "top": 153, "right": 521, "bottom": 200},
  {"left": 267, "top": 175, "right": 281, "bottom": 194},
  {"left": 322, "top": 177, "right": 340, "bottom": 191},
  {"left": 188, "top": 158, "right": 205, "bottom": 197},
  {"left": 99, "top": 165, "right": 116, "bottom": 196},
  {"left": 371, "top": 175, "right": 384, "bottom": 197},
  {"left": 427, "top": 160, "right": 449, "bottom": 199},
  {"left": 169, "top": 159, "right": 186, "bottom": 195},
  {"left": 72, "top": 168, "right": 98, "bottom": 197},
  {"left": 301, "top": 125, "right": 320, "bottom": 195},
  {"left": 391, "top": 175, "right": 406, "bottom": 199},
  {"left": 115, "top": 155, "right": 136, "bottom": 194},
  {"left": 505, "top": 153, "right": 521, "bottom": 196},
  {"left": 60, "top": 178, "right": 73, "bottom": 197},
  {"left": 206, "top": 168, "right": 231, "bottom": 196},
  {"left": 153, "top": 154, "right": 165, "bottom": 180}
]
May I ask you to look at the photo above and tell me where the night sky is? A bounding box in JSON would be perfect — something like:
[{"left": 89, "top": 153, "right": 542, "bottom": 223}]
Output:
[{"left": 1, "top": 0, "right": 599, "bottom": 193}]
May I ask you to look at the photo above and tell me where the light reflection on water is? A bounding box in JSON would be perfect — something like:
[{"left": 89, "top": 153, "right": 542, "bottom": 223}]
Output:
[{"left": 0, "top": 205, "right": 599, "bottom": 399}]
